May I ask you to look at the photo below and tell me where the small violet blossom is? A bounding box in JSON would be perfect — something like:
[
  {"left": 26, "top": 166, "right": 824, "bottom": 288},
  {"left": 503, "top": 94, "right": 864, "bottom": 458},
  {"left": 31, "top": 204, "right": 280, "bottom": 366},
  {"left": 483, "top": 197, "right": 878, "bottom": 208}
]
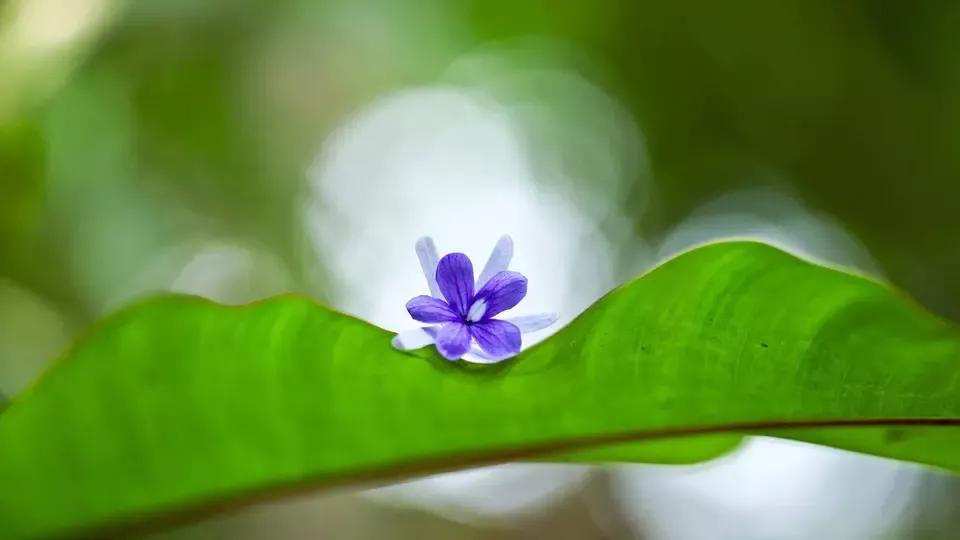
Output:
[{"left": 392, "top": 235, "right": 558, "bottom": 363}]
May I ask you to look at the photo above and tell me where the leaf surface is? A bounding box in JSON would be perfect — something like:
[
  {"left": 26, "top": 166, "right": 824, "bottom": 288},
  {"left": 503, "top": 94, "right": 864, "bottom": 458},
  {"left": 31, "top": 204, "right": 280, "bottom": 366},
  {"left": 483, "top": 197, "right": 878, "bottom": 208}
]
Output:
[{"left": 1, "top": 241, "right": 958, "bottom": 538}]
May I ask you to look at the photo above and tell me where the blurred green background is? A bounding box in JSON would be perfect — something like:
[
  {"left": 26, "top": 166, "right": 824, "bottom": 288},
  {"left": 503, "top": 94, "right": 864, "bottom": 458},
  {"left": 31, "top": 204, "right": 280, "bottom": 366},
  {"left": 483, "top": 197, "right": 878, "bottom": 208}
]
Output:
[{"left": 2, "top": 0, "right": 960, "bottom": 538}]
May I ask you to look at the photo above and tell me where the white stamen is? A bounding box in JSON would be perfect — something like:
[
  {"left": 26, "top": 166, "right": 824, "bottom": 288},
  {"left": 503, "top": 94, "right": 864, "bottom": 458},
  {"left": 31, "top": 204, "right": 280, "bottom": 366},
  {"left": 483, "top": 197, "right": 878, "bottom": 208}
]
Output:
[{"left": 466, "top": 298, "right": 487, "bottom": 322}]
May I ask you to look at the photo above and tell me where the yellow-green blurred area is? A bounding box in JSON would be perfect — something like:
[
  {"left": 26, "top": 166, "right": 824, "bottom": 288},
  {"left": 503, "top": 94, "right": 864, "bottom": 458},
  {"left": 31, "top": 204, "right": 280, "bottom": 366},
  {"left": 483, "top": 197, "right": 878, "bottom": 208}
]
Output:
[{"left": 2, "top": 0, "right": 960, "bottom": 538}]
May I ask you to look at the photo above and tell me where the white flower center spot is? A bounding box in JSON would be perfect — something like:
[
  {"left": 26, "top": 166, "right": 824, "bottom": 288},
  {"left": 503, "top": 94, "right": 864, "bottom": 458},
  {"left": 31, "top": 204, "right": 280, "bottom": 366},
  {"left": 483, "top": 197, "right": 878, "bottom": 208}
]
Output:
[{"left": 466, "top": 298, "right": 487, "bottom": 323}]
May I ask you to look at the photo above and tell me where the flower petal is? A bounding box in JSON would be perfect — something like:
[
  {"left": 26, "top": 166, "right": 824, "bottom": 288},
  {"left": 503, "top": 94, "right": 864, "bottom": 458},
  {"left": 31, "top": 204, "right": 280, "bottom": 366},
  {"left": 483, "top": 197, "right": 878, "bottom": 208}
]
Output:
[
  {"left": 391, "top": 327, "right": 437, "bottom": 351},
  {"left": 436, "top": 253, "right": 475, "bottom": 316},
  {"left": 435, "top": 322, "right": 471, "bottom": 360},
  {"left": 472, "top": 270, "right": 527, "bottom": 320},
  {"left": 465, "top": 346, "right": 512, "bottom": 364},
  {"left": 504, "top": 313, "right": 559, "bottom": 333},
  {"left": 405, "top": 295, "right": 458, "bottom": 323},
  {"left": 415, "top": 236, "right": 442, "bottom": 299},
  {"left": 470, "top": 319, "right": 521, "bottom": 358},
  {"left": 476, "top": 235, "right": 513, "bottom": 289}
]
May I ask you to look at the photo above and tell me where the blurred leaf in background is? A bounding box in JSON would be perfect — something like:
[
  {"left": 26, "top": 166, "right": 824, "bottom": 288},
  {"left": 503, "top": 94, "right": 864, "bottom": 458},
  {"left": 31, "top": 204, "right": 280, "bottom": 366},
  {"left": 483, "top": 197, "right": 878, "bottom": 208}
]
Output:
[{"left": 4, "top": 0, "right": 960, "bottom": 320}]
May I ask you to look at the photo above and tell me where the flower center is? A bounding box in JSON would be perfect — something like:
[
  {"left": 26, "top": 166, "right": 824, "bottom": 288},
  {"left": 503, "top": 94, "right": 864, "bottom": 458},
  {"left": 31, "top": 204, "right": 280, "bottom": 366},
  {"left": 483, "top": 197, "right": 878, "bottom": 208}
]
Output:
[{"left": 466, "top": 298, "right": 487, "bottom": 323}]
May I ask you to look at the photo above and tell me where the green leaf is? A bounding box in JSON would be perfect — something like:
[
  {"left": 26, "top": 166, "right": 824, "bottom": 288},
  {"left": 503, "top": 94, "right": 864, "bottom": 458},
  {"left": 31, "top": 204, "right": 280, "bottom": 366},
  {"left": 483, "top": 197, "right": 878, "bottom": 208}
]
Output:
[{"left": 1, "top": 241, "right": 959, "bottom": 538}]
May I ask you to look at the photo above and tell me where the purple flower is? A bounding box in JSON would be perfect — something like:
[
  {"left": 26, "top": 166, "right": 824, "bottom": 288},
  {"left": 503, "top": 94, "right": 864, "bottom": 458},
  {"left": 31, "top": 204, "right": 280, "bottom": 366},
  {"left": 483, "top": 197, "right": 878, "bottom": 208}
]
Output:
[{"left": 392, "top": 235, "right": 558, "bottom": 363}]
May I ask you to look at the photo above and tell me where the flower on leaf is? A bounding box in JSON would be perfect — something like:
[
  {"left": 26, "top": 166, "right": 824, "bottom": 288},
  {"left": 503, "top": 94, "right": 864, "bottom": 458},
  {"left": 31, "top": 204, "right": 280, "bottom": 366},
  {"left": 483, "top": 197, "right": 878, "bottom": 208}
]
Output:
[{"left": 392, "top": 235, "right": 558, "bottom": 363}]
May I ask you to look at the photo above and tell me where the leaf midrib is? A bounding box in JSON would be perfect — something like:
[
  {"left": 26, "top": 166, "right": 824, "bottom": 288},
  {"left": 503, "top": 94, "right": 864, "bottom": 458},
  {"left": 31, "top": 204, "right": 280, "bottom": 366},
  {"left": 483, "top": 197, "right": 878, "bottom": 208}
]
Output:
[{"left": 65, "top": 416, "right": 960, "bottom": 539}]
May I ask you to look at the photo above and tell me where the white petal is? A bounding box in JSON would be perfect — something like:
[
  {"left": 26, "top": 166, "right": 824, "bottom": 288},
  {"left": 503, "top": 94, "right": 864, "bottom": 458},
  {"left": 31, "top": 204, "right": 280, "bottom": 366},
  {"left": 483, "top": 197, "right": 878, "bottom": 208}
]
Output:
[
  {"left": 464, "top": 346, "right": 512, "bottom": 364},
  {"left": 504, "top": 313, "right": 559, "bottom": 333},
  {"left": 391, "top": 327, "right": 437, "bottom": 351},
  {"left": 415, "top": 236, "right": 442, "bottom": 298},
  {"left": 476, "top": 235, "right": 513, "bottom": 289}
]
